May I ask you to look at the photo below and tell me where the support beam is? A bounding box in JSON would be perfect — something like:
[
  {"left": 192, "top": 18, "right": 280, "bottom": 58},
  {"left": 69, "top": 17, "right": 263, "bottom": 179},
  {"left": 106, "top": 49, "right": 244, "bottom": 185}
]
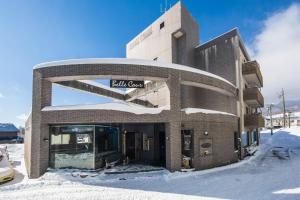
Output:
[
  {"left": 56, "top": 80, "right": 125, "bottom": 101},
  {"left": 55, "top": 80, "right": 155, "bottom": 107}
]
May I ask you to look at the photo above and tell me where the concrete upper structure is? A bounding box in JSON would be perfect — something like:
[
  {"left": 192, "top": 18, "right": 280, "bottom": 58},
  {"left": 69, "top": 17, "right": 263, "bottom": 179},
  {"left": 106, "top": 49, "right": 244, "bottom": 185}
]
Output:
[
  {"left": 127, "top": 2, "right": 199, "bottom": 67},
  {"left": 25, "top": 1, "right": 264, "bottom": 178}
]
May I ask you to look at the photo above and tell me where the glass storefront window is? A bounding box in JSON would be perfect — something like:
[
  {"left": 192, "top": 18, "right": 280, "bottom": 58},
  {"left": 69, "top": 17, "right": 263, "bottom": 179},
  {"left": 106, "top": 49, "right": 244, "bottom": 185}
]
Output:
[
  {"left": 50, "top": 125, "right": 94, "bottom": 169},
  {"left": 95, "top": 126, "right": 120, "bottom": 168},
  {"left": 50, "top": 125, "right": 121, "bottom": 170}
]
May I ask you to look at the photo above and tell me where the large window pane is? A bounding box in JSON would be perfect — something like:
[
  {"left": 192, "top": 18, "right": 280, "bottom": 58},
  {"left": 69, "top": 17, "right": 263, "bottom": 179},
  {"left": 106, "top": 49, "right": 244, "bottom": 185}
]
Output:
[
  {"left": 95, "top": 126, "right": 120, "bottom": 168},
  {"left": 50, "top": 125, "right": 94, "bottom": 169}
]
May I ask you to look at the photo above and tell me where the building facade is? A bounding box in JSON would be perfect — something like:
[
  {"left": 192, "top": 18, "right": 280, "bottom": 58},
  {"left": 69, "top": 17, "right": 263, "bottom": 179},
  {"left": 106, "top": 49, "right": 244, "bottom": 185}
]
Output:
[
  {"left": 265, "top": 112, "right": 300, "bottom": 128},
  {"left": 25, "top": 2, "right": 264, "bottom": 178},
  {"left": 0, "top": 123, "right": 19, "bottom": 143}
]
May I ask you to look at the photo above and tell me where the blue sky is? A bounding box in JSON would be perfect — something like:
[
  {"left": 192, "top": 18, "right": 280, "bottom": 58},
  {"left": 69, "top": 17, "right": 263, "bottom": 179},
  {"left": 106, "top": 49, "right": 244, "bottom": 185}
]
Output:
[{"left": 0, "top": 0, "right": 299, "bottom": 126}]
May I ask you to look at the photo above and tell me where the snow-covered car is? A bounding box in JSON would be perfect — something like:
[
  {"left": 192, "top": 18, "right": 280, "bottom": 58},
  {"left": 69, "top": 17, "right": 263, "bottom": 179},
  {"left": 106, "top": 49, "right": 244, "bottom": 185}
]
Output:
[
  {"left": 11, "top": 136, "right": 24, "bottom": 144},
  {"left": 0, "top": 145, "right": 14, "bottom": 183}
]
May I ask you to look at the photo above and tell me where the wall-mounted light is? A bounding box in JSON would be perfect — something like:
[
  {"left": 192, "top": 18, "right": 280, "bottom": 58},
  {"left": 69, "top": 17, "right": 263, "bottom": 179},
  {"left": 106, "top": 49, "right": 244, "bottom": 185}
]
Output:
[{"left": 204, "top": 131, "right": 208, "bottom": 136}]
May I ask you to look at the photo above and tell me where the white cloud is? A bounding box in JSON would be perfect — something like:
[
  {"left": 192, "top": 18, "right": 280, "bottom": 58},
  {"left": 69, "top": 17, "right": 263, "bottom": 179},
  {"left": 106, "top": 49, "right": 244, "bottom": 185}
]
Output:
[
  {"left": 17, "top": 113, "right": 29, "bottom": 121},
  {"left": 252, "top": 4, "right": 300, "bottom": 103}
]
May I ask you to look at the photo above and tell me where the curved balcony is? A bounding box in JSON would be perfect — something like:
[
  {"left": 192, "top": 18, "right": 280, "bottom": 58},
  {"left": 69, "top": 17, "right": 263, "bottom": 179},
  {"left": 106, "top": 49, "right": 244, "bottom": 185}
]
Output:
[
  {"left": 243, "top": 87, "right": 264, "bottom": 107},
  {"left": 244, "top": 113, "right": 265, "bottom": 128},
  {"left": 242, "top": 61, "right": 263, "bottom": 88}
]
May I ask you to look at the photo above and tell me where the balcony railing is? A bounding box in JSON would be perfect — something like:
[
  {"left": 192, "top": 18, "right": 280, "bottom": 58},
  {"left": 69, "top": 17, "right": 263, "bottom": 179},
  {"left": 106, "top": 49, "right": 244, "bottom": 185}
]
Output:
[
  {"left": 242, "top": 61, "right": 263, "bottom": 87},
  {"left": 244, "top": 113, "right": 265, "bottom": 128},
  {"left": 243, "top": 87, "right": 264, "bottom": 107}
]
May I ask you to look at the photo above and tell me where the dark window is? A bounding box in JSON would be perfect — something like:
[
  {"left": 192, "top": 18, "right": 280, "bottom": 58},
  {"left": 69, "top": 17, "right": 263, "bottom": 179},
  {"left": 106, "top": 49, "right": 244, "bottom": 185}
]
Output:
[
  {"left": 160, "top": 22, "right": 165, "bottom": 29},
  {"left": 234, "top": 132, "right": 239, "bottom": 150},
  {"left": 181, "top": 130, "right": 193, "bottom": 157}
]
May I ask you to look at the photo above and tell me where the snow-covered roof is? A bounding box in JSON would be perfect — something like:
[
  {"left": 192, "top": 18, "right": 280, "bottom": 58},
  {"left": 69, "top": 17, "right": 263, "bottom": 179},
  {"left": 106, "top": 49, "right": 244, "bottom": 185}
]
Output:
[
  {"left": 182, "top": 108, "right": 236, "bottom": 116},
  {"left": 34, "top": 58, "right": 235, "bottom": 88},
  {"left": 42, "top": 102, "right": 170, "bottom": 115},
  {"left": 0, "top": 123, "right": 19, "bottom": 133}
]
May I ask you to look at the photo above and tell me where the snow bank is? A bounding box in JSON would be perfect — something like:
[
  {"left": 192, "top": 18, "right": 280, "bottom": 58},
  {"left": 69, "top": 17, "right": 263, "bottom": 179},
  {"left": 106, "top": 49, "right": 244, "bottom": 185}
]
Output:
[{"left": 2, "top": 128, "right": 300, "bottom": 200}]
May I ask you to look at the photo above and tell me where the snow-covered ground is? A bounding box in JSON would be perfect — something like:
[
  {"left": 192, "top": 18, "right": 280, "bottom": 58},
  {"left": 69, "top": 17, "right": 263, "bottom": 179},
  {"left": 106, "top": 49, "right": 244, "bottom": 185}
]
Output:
[{"left": 1, "top": 127, "right": 300, "bottom": 199}]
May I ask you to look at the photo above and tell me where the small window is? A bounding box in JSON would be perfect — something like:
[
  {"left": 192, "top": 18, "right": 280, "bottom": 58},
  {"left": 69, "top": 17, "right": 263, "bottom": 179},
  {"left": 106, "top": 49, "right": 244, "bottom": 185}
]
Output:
[
  {"left": 160, "top": 22, "right": 165, "bottom": 29},
  {"left": 234, "top": 132, "right": 239, "bottom": 150},
  {"left": 51, "top": 134, "right": 70, "bottom": 145}
]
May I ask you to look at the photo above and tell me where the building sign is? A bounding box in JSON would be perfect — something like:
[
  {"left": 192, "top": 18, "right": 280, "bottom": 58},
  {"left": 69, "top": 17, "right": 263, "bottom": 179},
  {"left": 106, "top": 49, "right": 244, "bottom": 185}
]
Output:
[
  {"left": 76, "top": 134, "right": 91, "bottom": 144},
  {"left": 110, "top": 80, "right": 145, "bottom": 88},
  {"left": 200, "top": 139, "right": 212, "bottom": 156}
]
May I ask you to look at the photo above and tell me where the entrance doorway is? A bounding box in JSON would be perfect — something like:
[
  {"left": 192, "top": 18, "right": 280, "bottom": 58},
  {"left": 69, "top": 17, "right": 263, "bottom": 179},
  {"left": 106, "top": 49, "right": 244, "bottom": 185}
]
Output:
[
  {"left": 122, "top": 124, "right": 166, "bottom": 167},
  {"left": 125, "top": 132, "right": 136, "bottom": 161}
]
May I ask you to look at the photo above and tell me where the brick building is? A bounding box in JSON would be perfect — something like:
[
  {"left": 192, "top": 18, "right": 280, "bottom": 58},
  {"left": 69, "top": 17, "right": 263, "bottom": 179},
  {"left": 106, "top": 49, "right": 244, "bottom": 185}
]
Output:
[{"left": 25, "top": 2, "right": 264, "bottom": 178}]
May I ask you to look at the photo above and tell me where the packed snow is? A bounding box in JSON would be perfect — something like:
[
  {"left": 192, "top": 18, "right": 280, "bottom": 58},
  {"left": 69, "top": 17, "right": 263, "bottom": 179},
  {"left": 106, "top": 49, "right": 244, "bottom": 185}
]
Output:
[
  {"left": 42, "top": 101, "right": 170, "bottom": 114},
  {"left": 1, "top": 127, "right": 300, "bottom": 199}
]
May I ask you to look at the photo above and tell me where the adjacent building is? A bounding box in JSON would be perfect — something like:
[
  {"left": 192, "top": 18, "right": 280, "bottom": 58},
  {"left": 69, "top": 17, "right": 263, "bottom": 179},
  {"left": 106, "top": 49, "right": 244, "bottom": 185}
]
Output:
[
  {"left": 0, "top": 123, "right": 19, "bottom": 142},
  {"left": 25, "top": 2, "right": 264, "bottom": 178},
  {"left": 265, "top": 112, "right": 300, "bottom": 128}
]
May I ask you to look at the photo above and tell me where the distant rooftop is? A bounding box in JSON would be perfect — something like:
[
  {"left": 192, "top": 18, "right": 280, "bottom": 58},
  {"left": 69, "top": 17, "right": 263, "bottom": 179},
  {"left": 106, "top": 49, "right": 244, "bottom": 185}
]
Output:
[{"left": 0, "top": 123, "right": 19, "bottom": 132}]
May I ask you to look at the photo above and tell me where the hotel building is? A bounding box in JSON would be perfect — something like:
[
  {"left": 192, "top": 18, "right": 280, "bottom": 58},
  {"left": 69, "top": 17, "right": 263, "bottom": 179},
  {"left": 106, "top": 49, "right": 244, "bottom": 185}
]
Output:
[{"left": 25, "top": 2, "right": 264, "bottom": 178}]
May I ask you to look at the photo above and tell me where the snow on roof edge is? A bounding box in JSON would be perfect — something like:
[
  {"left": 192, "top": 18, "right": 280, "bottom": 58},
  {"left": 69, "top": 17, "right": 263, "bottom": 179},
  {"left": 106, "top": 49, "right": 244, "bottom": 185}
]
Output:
[
  {"left": 34, "top": 58, "right": 235, "bottom": 88},
  {"left": 42, "top": 102, "right": 170, "bottom": 115},
  {"left": 42, "top": 102, "right": 236, "bottom": 117},
  {"left": 182, "top": 107, "right": 236, "bottom": 117}
]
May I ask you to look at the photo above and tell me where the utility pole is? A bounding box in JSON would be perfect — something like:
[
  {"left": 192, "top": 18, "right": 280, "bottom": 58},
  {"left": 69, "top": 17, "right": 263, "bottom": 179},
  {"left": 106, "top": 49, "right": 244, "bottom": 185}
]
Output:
[
  {"left": 269, "top": 104, "right": 273, "bottom": 135},
  {"left": 288, "top": 111, "right": 292, "bottom": 128},
  {"left": 279, "top": 88, "right": 286, "bottom": 128}
]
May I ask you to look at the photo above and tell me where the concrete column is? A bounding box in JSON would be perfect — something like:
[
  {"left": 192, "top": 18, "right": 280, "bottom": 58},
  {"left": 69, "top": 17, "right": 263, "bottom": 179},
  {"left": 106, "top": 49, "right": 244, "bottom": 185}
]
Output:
[
  {"left": 165, "top": 71, "right": 182, "bottom": 171},
  {"left": 166, "top": 71, "right": 181, "bottom": 112},
  {"left": 28, "top": 70, "right": 52, "bottom": 178},
  {"left": 165, "top": 121, "right": 181, "bottom": 171}
]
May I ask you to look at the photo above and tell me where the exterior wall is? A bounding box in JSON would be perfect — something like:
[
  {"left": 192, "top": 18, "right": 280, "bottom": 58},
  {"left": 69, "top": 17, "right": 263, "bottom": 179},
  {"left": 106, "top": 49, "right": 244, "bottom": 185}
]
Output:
[
  {"left": 126, "top": 2, "right": 181, "bottom": 62},
  {"left": 181, "top": 85, "right": 237, "bottom": 114},
  {"left": 126, "top": 2, "right": 199, "bottom": 67},
  {"left": 27, "top": 70, "right": 52, "bottom": 178},
  {"left": 24, "top": 113, "right": 32, "bottom": 176},
  {"left": 0, "top": 132, "right": 18, "bottom": 139},
  {"left": 182, "top": 116, "right": 238, "bottom": 169},
  {"left": 136, "top": 83, "right": 170, "bottom": 107},
  {"left": 193, "top": 29, "right": 263, "bottom": 156},
  {"left": 238, "top": 47, "right": 248, "bottom": 135},
  {"left": 194, "top": 31, "right": 239, "bottom": 85}
]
